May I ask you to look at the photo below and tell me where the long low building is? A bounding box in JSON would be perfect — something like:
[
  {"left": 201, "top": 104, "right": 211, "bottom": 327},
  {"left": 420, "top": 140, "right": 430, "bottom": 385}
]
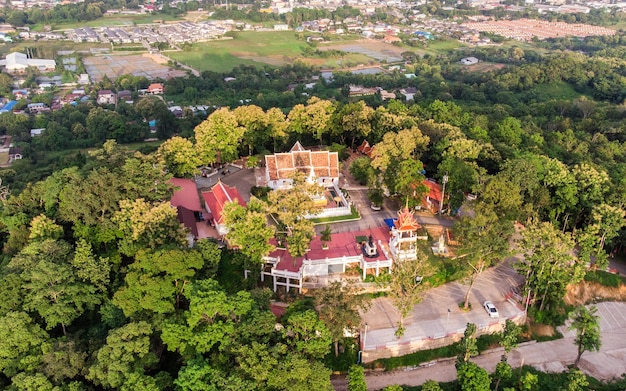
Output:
[{"left": 0, "top": 52, "right": 56, "bottom": 74}]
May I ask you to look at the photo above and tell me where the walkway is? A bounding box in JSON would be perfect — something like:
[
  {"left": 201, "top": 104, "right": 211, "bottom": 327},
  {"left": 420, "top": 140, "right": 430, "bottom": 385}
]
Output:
[{"left": 332, "top": 302, "right": 626, "bottom": 390}]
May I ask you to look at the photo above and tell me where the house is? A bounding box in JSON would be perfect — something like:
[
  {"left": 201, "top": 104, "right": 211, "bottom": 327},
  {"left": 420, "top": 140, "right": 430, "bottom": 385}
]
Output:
[
  {"left": 0, "top": 100, "right": 17, "bottom": 113},
  {"left": 422, "top": 179, "right": 443, "bottom": 213},
  {"left": 379, "top": 89, "right": 396, "bottom": 101},
  {"left": 383, "top": 35, "right": 401, "bottom": 43},
  {"left": 27, "top": 103, "right": 49, "bottom": 114},
  {"left": 273, "top": 24, "right": 289, "bottom": 31},
  {"left": 97, "top": 90, "right": 117, "bottom": 105},
  {"left": 77, "top": 74, "right": 90, "bottom": 85},
  {"left": 12, "top": 89, "right": 28, "bottom": 99},
  {"left": 399, "top": 87, "right": 418, "bottom": 101},
  {"left": 147, "top": 83, "right": 164, "bottom": 94},
  {"left": 117, "top": 90, "right": 133, "bottom": 104},
  {"left": 0, "top": 52, "right": 56, "bottom": 74},
  {"left": 264, "top": 141, "right": 339, "bottom": 190},
  {"left": 30, "top": 128, "right": 44, "bottom": 137},
  {"left": 8, "top": 147, "right": 22, "bottom": 163},
  {"left": 356, "top": 140, "right": 375, "bottom": 158},
  {"left": 201, "top": 180, "right": 246, "bottom": 237},
  {"left": 170, "top": 178, "right": 204, "bottom": 242},
  {"left": 348, "top": 85, "right": 377, "bottom": 97},
  {"left": 460, "top": 56, "right": 479, "bottom": 65}
]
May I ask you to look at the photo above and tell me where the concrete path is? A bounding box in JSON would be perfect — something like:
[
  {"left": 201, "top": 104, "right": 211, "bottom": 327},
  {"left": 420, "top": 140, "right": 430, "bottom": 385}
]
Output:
[{"left": 332, "top": 302, "right": 626, "bottom": 391}]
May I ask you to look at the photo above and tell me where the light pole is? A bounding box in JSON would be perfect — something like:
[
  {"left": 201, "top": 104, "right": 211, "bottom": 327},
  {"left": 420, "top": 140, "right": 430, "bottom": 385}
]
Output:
[{"left": 439, "top": 173, "right": 448, "bottom": 215}]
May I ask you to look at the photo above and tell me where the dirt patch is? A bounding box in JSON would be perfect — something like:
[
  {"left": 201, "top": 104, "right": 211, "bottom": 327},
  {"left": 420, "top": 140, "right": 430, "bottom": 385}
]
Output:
[
  {"left": 230, "top": 52, "right": 289, "bottom": 66},
  {"left": 317, "top": 39, "right": 407, "bottom": 62},
  {"left": 529, "top": 322, "right": 556, "bottom": 338},
  {"left": 142, "top": 52, "right": 168, "bottom": 65},
  {"left": 465, "top": 62, "right": 506, "bottom": 73},
  {"left": 565, "top": 281, "right": 626, "bottom": 306}
]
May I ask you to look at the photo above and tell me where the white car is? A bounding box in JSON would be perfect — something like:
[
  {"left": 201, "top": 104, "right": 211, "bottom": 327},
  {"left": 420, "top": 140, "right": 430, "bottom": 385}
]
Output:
[{"left": 483, "top": 301, "right": 499, "bottom": 318}]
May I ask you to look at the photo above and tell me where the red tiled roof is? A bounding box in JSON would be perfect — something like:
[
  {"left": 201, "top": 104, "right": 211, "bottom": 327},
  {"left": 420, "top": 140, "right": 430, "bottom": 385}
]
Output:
[
  {"left": 170, "top": 178, "right": 202, "bottom": 212},
  {"left": 423, "top": 179, "right": 443, "bottom": 203},
  {"left": 201, "top": 181, "right": 246, "bottom": 225},
  {"left": 265, "top": 143, "right": 340, "bottom": 181},
  {"left": 394, "top": 207, "right": 421, "bottom": 231},
  {"left": 270, "top": 226, "right": 391, "bottom": 273}
]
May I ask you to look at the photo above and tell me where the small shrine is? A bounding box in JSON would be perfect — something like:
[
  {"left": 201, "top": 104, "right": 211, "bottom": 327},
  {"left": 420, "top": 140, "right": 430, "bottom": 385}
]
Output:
[
  {"left": 431, "top": 233, "right": 449, "bottom": 256},
  {"left": 362, "top": 234, "right": 379, "bottom": 258},
  {"left": 389, "top": 206, "right": 421, "bottom": 261}
]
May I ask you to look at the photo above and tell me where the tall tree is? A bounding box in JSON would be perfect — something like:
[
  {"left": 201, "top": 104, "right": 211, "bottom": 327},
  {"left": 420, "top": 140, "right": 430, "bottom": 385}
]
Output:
[
  {"left": 194, "top": 107, "right": 245, "bottom": 165},
  {"left": 569, "top": 305, "right": 601, "bottom": 368},
  {"left": 222, "top": 197, "right": 275, "bottom": 265},
  {"left": 87, "top": 321, "right": 161, "bottom": 389},
  {"left": 457, "top": 323, "right": 479, "bottom": 367},
  {"left": 233, "top": 105, "right": 269, "bottom": 156},
  {"left": 113, "top": 248, "right": 204, "bottom": 317},
  {"left": 158, "top": 136, "right": 201, "bottom": 177},
  {"left": 455, "top": 202, "right": 513, "bottom": 310},
  {"left": 288, "top": 97, "right": 335, "bottom": 146},
  {"left": 315, "top": 280, "right": 371, "bottom": 356},
  {"left": 388, "top": 248, "right": 433, "bottom": 336},
  {"left": 266, "top": 172, "right": 323, "bottom": 258},
  {"left": 112, "top": 198, "right": 187, "bottom": 257},
  {"left": 516, "top": 221, "right": 583, "bottom": 313},
  {"left": 0, "top": 311, "right": 48, "bottom": 377}
]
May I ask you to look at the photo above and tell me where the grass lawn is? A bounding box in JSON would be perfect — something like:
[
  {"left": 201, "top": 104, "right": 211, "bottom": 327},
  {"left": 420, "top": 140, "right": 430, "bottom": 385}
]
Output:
[
  {"left": 529, "top": 81, "right": 581, "bottom": 101},
  {"left": 169, "top": 31, "right": 308, "bottom": 72}
]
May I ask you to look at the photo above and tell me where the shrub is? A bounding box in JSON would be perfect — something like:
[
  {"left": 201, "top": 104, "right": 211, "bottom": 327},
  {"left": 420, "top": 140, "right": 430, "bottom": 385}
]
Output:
[{"left": 584, "top": 270, "right": 625, "bottom": 288}]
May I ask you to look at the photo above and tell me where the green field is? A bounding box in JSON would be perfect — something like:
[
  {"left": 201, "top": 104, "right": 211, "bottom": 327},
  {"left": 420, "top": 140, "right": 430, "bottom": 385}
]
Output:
[
  {"left": 169, "top": 31, "right": 309, "bottom": 72},
  {"left": 529, "top": 82, "right": 581, "bottom": 101},
  {"left": 40, "top": 13, "right": 183, "bottom": 31}
]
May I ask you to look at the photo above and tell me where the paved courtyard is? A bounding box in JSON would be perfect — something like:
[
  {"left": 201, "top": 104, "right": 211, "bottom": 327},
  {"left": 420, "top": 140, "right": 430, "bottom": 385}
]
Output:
[{"left": 361, "top": 259, "right": 525, "bottom": 351}]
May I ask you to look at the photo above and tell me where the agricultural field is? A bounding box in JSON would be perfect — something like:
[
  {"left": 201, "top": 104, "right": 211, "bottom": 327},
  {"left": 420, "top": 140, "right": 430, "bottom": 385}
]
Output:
[
  {"left": 41, "top": 13, "right": 183, "bottom": 31},
  {"left": 168, "top": 31, "right": 308, "bottom": 72}
]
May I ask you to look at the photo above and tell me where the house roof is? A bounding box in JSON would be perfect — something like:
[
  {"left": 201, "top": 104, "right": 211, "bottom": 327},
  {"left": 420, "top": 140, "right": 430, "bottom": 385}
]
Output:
[
  {"left": 201, "top": 180, "right": 245, "bottom": 225},
  {"left": 269, "top": 226, "right": 391, "bottom": 273},
  {"left": 265, "top": 142, "right": 339, "bottom": 181},
  {"left": 423, "top": 179, "right": 443, "bottom": 203},
  {"left": 98, "top": 89, "right": 115, "bottom": 95},
  {"left": 169, "top": 178, "right": 202, "bottom": 212}
]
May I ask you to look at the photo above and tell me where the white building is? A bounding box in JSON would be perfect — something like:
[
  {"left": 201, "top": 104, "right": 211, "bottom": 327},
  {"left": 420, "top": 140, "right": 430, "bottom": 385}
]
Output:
[{"left": 0, "top": 52, "right": 56, "bottom": 74}]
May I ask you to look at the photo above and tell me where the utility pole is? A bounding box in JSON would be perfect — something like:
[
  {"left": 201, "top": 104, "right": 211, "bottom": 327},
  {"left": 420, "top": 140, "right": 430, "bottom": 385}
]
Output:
[{"left": 439, "top": 173, "right": 448, "bottom": 215}]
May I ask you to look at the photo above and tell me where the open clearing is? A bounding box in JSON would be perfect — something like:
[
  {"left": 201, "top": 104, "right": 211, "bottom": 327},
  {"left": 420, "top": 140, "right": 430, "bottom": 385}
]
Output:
[
  {"left": 318, "top": 39, "right": 409, "bottom": 63},
  {"left": 83, "top": 53, "right": 187, "bottom": 81}
]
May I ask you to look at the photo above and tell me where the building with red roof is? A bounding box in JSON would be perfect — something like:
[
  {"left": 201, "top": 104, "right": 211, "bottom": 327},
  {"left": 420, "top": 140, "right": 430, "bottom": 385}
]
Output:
[
  {"left": 422, "top": 179, "right": 443, "bottom": 213},
  {"left": 169, "top": 178, "right": 203, "bottom": 240},
  {"left": 262, "top": 226, "right": 393, "bottom": 293},
  {"left": 201, "top": 180, "right": 246, "bottom": 236},
  {"left": 264, "top": 141, "right": 339, "bottom": 189}
]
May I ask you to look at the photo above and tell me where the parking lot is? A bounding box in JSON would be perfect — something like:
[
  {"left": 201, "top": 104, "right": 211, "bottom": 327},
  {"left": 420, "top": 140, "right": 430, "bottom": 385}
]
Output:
[{"left": 361, "top": 259, "right": 525, "bottom": 351}]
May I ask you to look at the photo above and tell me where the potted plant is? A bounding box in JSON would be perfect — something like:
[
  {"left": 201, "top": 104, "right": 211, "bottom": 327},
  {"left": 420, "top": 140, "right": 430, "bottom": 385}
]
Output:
[
  {"left": 368, "top": 187, "right": 384, "bottom": 211},
  {"left": 321, "top": 224, "right": 332, "bottom": 249}
]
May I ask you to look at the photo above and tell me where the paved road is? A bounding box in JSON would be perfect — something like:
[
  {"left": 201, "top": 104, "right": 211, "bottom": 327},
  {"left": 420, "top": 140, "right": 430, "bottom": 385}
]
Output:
[{"left": 332, "top": 302, "right": 626, "bottom": 390}]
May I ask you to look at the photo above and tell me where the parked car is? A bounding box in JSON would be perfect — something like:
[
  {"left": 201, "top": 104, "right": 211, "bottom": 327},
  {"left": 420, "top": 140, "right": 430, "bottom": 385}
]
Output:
[{"left": 483, "top": 301, "right": 499, "bottom": 318}]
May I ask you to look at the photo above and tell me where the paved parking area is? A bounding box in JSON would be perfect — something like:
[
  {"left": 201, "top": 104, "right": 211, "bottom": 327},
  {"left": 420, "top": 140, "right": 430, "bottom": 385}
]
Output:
[{"left": 362, "top": 260, "right": 525, "bottom": 350}]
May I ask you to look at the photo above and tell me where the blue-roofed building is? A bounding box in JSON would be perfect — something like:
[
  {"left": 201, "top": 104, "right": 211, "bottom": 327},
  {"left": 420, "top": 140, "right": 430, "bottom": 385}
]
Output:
[{"left": 0, "top": 100, "right": 17, "bottom": 113}]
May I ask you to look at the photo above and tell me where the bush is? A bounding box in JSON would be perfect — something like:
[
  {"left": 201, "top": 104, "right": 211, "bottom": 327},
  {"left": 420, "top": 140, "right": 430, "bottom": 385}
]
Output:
[
  {"left": 329, "top": 143, "right": 349, "bottom": 161},
  {"left": 347, "top": 365, "right": 367, "bottom": 391},
  {"left": 250, "top": 185, "right": 271, "bottom": 200},
  {"left": 584, "top": 270, "right": 625, "bottom": 288}
]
